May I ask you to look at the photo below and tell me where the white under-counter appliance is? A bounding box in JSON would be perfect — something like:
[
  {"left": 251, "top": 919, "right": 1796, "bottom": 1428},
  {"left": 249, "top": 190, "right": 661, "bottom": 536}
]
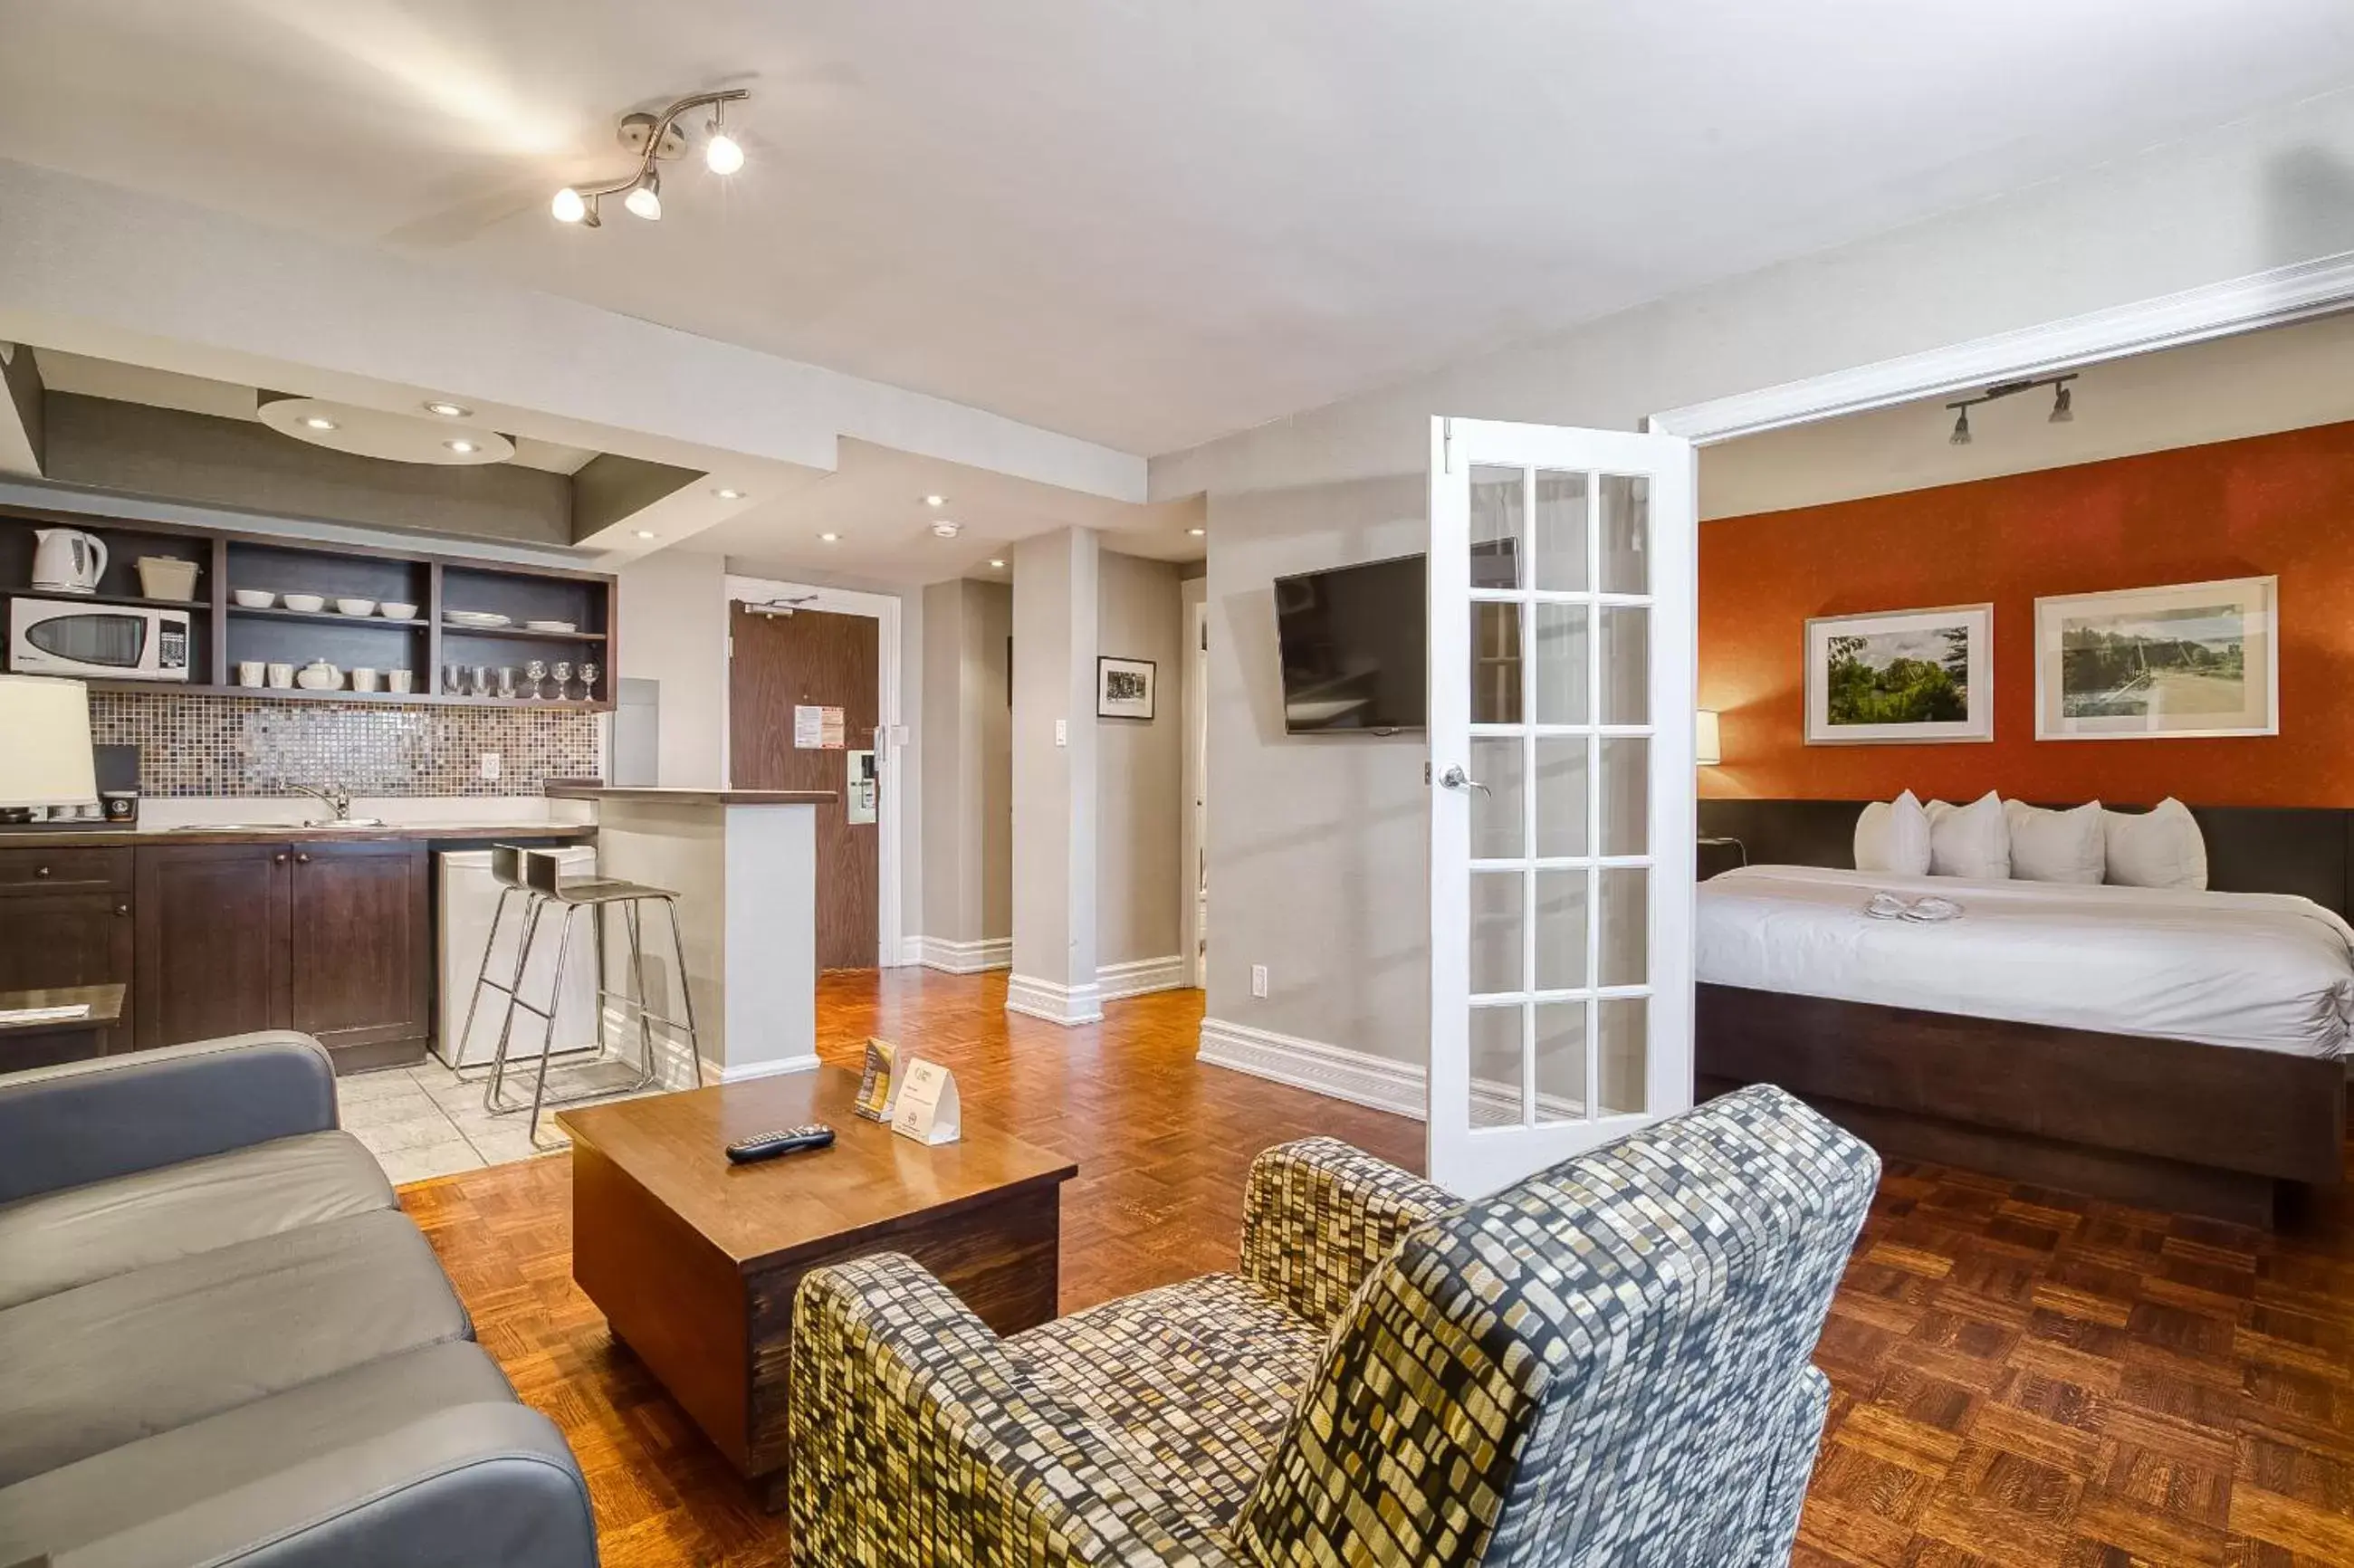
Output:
[
  {"left": 436, "top": 846, "right": 602, "bottom": 1066},
  {"left": 9, "top": 598, "right": 192, "bottom": 681}
]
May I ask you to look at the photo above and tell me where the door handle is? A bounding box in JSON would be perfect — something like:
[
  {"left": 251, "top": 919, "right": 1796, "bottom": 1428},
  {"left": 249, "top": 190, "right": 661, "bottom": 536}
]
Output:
[
  {"left": 273, "top": 853, "right": 289, "bottom": 865},
  {"left": 113, "top": 902, "right": 129, "bottom": 917},
  {"left": 1436, "top": 764, "right": 1491, "bottom": 796},
  {"left": 295, "top": 852, "right": 312, "bottom": 865}
]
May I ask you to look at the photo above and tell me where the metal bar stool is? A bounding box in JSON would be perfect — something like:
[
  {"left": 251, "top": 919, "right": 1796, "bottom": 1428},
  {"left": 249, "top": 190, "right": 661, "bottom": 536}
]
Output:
[{"left": 469, "top": 845, "right": 703, "bottom": 1140}]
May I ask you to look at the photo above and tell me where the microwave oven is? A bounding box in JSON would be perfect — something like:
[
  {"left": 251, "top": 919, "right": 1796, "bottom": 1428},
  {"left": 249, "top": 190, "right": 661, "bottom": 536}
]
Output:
[{"left": 8, "top": 597, "right": 193, "bottom": 681}]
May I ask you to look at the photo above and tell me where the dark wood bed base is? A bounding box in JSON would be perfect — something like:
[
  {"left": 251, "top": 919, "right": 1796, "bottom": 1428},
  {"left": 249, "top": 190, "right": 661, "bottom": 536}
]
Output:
[{"left": 1693, "top": 798, "right": 2352, "bottom": 1228}]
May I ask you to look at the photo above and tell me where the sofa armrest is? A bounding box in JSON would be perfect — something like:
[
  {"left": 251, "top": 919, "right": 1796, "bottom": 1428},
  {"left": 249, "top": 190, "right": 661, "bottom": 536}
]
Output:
[
  {"left": 0, "top": 1032, "right": 339, "bottom": 1204},
  {"left": 1238, "top": 1137, "right": 1455, "bottom": 1331},
  {"left": 789, "top": 1254, "right": 1244, "bottom": 1568}
]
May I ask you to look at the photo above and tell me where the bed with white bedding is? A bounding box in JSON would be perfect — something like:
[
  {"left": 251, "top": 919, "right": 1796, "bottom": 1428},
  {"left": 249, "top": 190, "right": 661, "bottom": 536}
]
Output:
[{"left": 1699, "top": 864, "right": 2354, "bottom": 1060}]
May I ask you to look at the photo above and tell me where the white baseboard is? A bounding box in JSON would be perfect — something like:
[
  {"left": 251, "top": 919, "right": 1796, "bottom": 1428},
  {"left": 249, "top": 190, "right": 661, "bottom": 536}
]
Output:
[
  {"left": 701, "top": 1053, "right": 820, "bottom": 1085},
  {"left": 912, "top": 934, "right": 1014, "bottom": 975},
  {"left": 1006, "top": 972, "right": 1105, "bottom": 1027},
  {"left": 898, "top": 935, "right": 925, "bottom": 967},
  {"left": 1095, "top": 953, "right": 1188, "bottom": 1001},
  {"left": 1197, "top": 1017, "right": 1425, "bottom": 1119}
]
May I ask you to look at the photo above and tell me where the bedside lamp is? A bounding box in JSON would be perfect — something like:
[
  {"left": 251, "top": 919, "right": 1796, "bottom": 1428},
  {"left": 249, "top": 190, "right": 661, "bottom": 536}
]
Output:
[
  {"left": 0, "top": 675, "right": 99, "bottom": 813},
  {"left": 1695, "top": 709, "right": 1722, "bottom": 768}
]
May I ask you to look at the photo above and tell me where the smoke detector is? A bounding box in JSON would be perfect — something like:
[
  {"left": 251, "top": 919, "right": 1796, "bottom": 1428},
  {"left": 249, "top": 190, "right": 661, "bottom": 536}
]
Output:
[{"left": 930, "top": 521, "right": 962, "bottom": 539}]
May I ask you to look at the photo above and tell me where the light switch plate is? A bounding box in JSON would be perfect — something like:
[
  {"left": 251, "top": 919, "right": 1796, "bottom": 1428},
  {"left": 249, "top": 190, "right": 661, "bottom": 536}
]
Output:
[
  {"left": 1054, "top": 718, "right": 1067, "bottom": 747},
  {"left": 1250, "top": 963, "right": 1268, "bottom": 999},
  {"left": 478, "top": 751, "right": 502, "bottom": 782}
]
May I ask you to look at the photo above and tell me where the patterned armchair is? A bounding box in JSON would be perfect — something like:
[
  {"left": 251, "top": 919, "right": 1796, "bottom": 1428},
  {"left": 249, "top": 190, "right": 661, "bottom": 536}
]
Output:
[{"left": 788, "top": 1084, "right": 1878, "bottom": 1566}]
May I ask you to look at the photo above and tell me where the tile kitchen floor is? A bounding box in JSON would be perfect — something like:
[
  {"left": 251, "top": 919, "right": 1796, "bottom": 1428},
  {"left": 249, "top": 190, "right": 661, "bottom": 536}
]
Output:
[{"left": 335, "top": 1054, "right": 672, "bottom": 1183}]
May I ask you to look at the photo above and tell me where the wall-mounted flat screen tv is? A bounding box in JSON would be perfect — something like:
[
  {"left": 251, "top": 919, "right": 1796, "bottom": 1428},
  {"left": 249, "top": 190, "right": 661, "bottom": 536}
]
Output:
[{"left": 1274, "top": 552, "right": 1427, "bottom": 732}]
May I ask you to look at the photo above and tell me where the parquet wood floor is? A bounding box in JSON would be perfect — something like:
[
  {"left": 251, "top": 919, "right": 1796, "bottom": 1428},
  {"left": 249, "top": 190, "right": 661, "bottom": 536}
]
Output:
[{"left": 397, "top": 969, "right": 2354, "bottom": 1567}]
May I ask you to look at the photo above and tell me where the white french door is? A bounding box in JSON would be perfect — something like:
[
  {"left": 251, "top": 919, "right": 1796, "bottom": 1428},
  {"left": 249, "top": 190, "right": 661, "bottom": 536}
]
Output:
[{"left": 1427, "top": 416, "right": 1698, "bottom": 1198}]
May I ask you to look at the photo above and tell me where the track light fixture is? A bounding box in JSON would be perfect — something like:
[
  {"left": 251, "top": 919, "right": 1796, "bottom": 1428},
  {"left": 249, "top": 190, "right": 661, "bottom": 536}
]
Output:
[
  {"left": 1943, "top": 373, "right": 2079, "bottom": 446},
  {"left": 552, "top": 89, "right": 749, "bottom": 228}
]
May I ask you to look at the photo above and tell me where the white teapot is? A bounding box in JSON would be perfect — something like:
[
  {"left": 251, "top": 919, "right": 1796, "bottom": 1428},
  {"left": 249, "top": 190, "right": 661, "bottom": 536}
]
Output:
[{"left": 294, "top": 659, "right": 342, "bottom": 691}]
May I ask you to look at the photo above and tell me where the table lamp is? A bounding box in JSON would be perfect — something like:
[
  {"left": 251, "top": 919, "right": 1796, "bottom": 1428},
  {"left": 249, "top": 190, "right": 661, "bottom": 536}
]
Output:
[
  {"left": 1695, "top": 709, "right": 1722, "bottom": 768},
  {"left": 0, "top": 674, "right": 99, "bottom": 816}
]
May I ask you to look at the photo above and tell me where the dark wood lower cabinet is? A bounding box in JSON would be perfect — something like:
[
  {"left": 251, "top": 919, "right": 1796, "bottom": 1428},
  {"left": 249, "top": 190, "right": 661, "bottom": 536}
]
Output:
[
  {"left": 134, "top": 839, "right": 428, "bottom": 1070},
  {"left": 0, "top": 847, "right": 135, "bottom": 1061}
]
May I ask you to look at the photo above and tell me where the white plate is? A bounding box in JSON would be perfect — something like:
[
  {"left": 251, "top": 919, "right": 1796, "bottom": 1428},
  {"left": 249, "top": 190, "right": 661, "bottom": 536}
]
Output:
[
  {"left": 523, "top": 619, "right": 579, "bottom": 634},
  {"left": 445, "top": 611, "right": 512, "bottom": 627}
]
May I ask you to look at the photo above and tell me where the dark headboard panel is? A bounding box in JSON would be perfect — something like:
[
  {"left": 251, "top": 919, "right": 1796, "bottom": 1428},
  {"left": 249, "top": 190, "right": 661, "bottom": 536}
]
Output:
[{"left": 1697, "top": 798, "right": 2354, "bottom": 917}]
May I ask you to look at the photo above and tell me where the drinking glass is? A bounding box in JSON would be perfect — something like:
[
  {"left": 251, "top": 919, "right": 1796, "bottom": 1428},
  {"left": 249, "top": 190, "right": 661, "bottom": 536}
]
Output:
[
  {"left": 524, "top": 659, "right": 549, "bottom": 700},
  {"left": 551, "top": 661, "right": 573, "bottom": 702},
  {"left": 471, "top": 664, "right": 492, "bottom": 698},
  {"left": 496, "top": 667, "right": 517, "bottom": 700},
  {"left": 441, "top": 663, "right": 464, "bottom": 697},
  {"left": 579, "top": 662, "right": 600, "bottom": 701}
]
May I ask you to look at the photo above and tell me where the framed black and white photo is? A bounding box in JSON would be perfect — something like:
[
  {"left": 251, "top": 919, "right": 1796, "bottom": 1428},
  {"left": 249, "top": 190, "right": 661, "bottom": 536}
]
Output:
[
  {"left": 1096, "top": 655, "right": 1157, "bottom": 720},
  {"left": 1804, "top": 603, "right": 1993, "bottom": 744},
  {"left": 2035, "top": 576, "right": 2277, "bottom": 740}
]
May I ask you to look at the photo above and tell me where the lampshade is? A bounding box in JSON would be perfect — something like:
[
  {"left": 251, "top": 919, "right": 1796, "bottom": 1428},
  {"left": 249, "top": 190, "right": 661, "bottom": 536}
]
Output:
[
  {"left": 1695, "top": 709, "right": 1722, "bottom": 768},
  {"left": 0, "top": 675, "right": 98, "bottom": 808}
]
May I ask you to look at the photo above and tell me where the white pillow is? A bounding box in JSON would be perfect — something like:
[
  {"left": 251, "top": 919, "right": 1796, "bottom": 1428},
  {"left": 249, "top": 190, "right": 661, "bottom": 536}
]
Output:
[
  {"left": 2003, "top": 799, "right": 2105, "bottom": 884},
  {"left": 1922, "top": 791, "right": 2011, "bottom": 880},
  {"left": 1854, "top": 790, "right": 1930, "bottom": 877},
  {"left": 2103, "top": 798, "right": 2208, "bottom": 890}
]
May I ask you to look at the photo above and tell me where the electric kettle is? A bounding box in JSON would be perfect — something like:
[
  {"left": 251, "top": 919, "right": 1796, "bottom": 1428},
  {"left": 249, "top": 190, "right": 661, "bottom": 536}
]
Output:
[{"left": 32, "top": 529, "right": 107, "bottom": 594}]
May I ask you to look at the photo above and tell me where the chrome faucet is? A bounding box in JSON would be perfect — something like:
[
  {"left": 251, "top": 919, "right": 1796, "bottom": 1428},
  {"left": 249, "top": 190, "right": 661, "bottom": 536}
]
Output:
[{"left": 288, "top": 782, "right": 352, "bottom": 821}]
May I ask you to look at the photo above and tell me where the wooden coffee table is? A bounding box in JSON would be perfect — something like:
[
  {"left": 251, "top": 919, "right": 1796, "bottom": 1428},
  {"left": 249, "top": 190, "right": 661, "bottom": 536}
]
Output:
[{"left": 557, "top": 1067, "right": 1077, "bottom": 1508}]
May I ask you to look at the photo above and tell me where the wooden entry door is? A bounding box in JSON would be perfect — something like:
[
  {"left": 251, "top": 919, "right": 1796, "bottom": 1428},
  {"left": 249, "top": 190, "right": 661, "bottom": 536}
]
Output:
[{"left": 730, "top": 603, "right": 880, "bottom": 969}]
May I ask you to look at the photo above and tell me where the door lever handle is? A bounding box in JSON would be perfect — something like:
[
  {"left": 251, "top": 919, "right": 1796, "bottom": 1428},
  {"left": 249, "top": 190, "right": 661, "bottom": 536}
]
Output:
[{"left": 1437, "top": 764, "right": 1491, "bottom": 796}]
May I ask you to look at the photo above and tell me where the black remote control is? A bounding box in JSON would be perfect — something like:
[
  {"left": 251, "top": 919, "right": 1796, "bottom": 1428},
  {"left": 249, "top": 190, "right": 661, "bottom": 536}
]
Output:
[{"left": 724, "top": 1123, "right": 836, "bottom": 1164}]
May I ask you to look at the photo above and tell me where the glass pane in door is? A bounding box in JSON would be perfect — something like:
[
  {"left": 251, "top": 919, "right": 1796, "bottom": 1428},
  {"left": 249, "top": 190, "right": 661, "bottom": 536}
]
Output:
[
  {"left": 1533, "top": 471, "right": 1589, "bottom": 591},
  {"left": 1469, "top": 1005, "right": 1525, "bottom": 1125}
]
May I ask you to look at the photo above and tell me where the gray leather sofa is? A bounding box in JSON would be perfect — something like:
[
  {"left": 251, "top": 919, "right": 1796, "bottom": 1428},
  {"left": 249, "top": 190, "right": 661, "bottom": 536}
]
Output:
[{"left": 0, "top": 1032, "right": 597, "bottom": 1568}]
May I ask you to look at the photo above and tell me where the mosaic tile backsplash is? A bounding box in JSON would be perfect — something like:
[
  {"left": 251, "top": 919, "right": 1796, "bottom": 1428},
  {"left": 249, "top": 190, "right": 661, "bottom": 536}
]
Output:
[{"left": 91, "top": 691, "right": 601, "bottom": 798}]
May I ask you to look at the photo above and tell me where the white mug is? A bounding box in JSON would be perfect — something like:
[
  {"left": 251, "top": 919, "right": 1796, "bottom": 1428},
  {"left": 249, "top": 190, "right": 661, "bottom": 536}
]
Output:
[
  {"left": 387, "top": 670, "right": 414, "bottom": 693},
  {"left": 266, "top": 663, "right": 294, "bottom": 689},
  {"left": 349, "top": 667, "right": 380, "bottom": 693},
  {"left": 237, "top": 660, "right": 265, "bottom": 687}
]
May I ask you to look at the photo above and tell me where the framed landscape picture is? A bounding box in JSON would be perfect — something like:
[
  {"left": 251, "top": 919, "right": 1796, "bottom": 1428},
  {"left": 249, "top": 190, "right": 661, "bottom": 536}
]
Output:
[
  {"left": 2035, "top": 576, "right": 2277, "bottom": 740},
  {"left": 1804, "top": 603, "right": 1994, "bottom": 744},
  {"left": 1096, "top": 655, "right": 1157, "bottom": 720}
]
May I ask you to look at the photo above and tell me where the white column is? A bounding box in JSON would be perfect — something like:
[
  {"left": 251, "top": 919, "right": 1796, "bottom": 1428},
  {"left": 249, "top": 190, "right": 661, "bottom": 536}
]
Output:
[{"left": 1008, "top": 527, "right": 1101, "bottom": 1024}]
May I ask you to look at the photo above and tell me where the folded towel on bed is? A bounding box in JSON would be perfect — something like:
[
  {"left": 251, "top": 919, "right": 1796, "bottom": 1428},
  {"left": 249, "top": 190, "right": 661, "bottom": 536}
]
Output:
[{"left": 1863, "top": 891, "right": 1964, "bottom": 923}]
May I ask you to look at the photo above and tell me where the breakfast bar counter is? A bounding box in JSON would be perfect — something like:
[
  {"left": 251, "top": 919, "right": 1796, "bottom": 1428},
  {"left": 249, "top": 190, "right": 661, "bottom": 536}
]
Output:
[{"left": 542, "top": 785, "right": 836, "bottom": 1081}]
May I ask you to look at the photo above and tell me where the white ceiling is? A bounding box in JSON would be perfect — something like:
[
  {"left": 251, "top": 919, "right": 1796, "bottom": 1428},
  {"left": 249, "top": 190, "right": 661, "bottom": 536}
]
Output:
[
  {"left": 5, "top": 2, "right": 2352, "bottom": 457},
  {"left": 687, "top": 440, "right": 1205, "bottom": 584},
  {"left": 1701, "top": 308, "right": 2354, "bottom": 520}
]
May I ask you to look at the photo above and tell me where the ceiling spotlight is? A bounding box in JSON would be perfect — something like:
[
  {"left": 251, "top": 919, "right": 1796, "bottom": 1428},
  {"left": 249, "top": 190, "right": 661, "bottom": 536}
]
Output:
[
  {"left": 1187, "top": 526, "right": 1206, "bottom": 537},
  {"left": 301, "top": 416, "right": 339, "bottom": 432},
  {"left": 713, "top": 487, "right": 746, "bottom": 500},
  {"left": 989, "top": 559, "right": 1006, "bottom": 569},
  {"left": 423, "top": 401, "right": 472, "bottom": 418},
  {"left": 819, "top": 531, "right": 841, "bottom": 542},
  {"left": 1947, "top": 407, "right": 1972, "bottom": 446},
  {"left": 624, "top": 169, "right": 662, "bottom": 221},
  {"left": 705, "top": 100, "right": 744, "bottom": 175},
  {"left": 2050, "top": 382, "right": 2074, "bottom": 424},
  {"left": 931, "top": 521, "right": 962, "bottom": 539},
  {"left": 445, "top": 439, "right": 479, "bottom": 454},
  {"left": 551, "top": 88, "right": 747, "bottom": 231},
  {"left": 634, "top": 530, "right": 658, "bottom": 540},
  {"left": 923, "top": 494, "right": 947, "bottom": 507}
]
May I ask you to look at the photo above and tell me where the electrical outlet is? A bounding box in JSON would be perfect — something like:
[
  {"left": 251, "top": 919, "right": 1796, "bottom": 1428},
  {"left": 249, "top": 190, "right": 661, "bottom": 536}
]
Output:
[
  {"left": 478, "top": 751, "right": 502, "bottom": 783},
  {"left": 1054, "top": 718, "right": 1067, "bottom": 747},
  {"left": 1250, "top": 963, "right": 1268, "bottom": 999}
]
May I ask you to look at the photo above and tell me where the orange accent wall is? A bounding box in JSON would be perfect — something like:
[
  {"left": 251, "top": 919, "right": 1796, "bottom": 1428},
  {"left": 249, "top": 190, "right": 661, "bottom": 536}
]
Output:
[{"left": 1698, "top": 419, "right": 2354, "bottom": 808}]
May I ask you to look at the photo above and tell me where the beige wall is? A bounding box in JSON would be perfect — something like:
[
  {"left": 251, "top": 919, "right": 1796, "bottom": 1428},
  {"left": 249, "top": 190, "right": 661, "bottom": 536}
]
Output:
[
  {"left": 920, "top": 578, "right": 1012, "bottom": 945},
  {"left": 1095, "top": 550, "right": 1184, "bottom": 969},
  {"left": 614, "top": 550, "right": 727, "bottom": 788},
  {"left": 1010, "top": 528, "right": 1098, "bottom": 992}
]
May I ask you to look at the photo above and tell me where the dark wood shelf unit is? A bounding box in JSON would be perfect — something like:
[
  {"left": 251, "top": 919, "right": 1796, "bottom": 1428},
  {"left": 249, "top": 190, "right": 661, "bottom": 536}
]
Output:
[{"left": 0, "top": 504, "right": 617, "bottom": 710}]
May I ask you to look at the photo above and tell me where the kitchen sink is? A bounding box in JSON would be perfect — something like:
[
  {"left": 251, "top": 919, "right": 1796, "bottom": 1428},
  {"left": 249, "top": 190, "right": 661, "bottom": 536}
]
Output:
[{"left": 164, "top": 818, "right": 390, "bottom": 831}]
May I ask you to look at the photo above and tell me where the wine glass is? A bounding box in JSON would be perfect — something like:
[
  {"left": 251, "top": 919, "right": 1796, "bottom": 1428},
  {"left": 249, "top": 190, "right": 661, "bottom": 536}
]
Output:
[
  {"left": 579, "top": 662, "right": 600, "bottom": 702},
  {"left": 523, "top": 659, "right": 548, "bottom": 700},
  {"left": 551, "top": 661, "right": 573, "bottom": 702}
]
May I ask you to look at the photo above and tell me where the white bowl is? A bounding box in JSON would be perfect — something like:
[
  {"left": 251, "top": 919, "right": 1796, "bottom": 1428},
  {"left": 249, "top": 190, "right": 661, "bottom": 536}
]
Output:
[
  {"left": 282, "top": 593, "right": 327, "bottom": 614},
  {"left": 233, "top": 588, "right": 275, "bottom": 609},
  {"left": 378, "top": 601, "right": 418, "bottom": 620},
  {"left": 335, "top": 597, "right": 378, "bottom": 617}
]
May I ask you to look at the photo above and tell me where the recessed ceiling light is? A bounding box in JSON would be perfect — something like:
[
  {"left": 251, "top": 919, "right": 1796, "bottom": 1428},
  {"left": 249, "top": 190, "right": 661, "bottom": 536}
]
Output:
[
  {"left": 634, "top": 529, "right": 658, "bottom": 540},
  {"left": 1187, "top": 527, "right": 1205, "bottom": 537},
  {"left": 301, "top": 416, "right": 339, "bottom": 432},
  {"left": 924, "top": 494, "right": 947, "bottom": 507},
  {"left": 988, "top": 559, "right": 1006, "bottom": 569},
  {"left": 445, "top": 439, "right": 479, "bottom": 454},
  {"left": 423, "top": 401, "right": 471, "bottom": 418},
  {"left": 819, "top": 531, "right": 840, "bottom": 543},
  {"left": 931, "top": 521, "right": 962, "bottom": 539},
  {"left": 713, "top": 487, "right": 746, "bottom": 501}
]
